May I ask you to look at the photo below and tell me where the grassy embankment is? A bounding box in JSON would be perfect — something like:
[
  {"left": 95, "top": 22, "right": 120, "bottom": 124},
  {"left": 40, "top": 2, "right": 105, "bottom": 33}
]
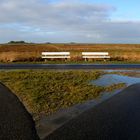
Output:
[
  {"left": 0, "top": 70, "right": 125, "bottom": 119},
  {"left": 0, "top": 43, "right": 140, "bottom": 63}
]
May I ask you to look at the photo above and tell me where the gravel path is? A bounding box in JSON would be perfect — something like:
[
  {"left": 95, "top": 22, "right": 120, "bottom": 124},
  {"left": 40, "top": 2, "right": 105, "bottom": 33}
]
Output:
[
  {"left": 0, "top": 83, "right": 39, "bottom": 140},
  {"left": 45, "top": 83, "right": 140, "bottom": 140}
]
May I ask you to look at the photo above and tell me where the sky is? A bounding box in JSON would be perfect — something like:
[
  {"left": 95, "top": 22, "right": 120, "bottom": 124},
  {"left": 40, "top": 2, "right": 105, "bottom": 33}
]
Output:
[{"left": 0, "top": 0, "right": 140, "bottom": 43}]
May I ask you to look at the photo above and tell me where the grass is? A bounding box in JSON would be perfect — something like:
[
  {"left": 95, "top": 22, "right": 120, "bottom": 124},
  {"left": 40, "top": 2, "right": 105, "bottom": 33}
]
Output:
[
  {"left": 0, "top": 43, "right": 140, "bottom": 63},
  {"left": 28, "top": 60, "right": 140, "bottom": 64},
  {"left": 0, "top": 70, "right": 125, "bottom": 119},
  {"left": 1, "top": 60, "right": 140, "bottom": 64},
  {"left": 104, "top": 83, "right": 126, "bottom": 92}
]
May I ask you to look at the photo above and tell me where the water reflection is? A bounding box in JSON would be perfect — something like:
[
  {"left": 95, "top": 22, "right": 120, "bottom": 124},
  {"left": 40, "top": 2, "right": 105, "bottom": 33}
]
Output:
[{"left": 91, "top": 74, "right": 140, "bottom": 87}]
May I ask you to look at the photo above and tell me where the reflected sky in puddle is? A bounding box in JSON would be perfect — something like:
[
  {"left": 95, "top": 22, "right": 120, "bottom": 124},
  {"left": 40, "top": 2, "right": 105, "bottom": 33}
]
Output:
[{"left": 91, "top": 74, "right": 140, "bottom": 87}]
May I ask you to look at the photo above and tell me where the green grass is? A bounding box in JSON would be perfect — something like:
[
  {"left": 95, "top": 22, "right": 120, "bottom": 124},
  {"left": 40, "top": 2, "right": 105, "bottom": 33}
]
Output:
[
  {"left": 0, "top": 60, "right": 140, "bottom": 64},
  {"left": 0, "top": 70, "right": 125, "bottom": 119}
]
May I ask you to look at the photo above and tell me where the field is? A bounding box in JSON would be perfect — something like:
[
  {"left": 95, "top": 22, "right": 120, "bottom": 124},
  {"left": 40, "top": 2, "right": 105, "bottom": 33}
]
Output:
[
  {"left": 0, "top": 70, "right": 125, "bottom": 119},
  {"left": 0, "top": 43, "right": 140, "bottom": 63}
]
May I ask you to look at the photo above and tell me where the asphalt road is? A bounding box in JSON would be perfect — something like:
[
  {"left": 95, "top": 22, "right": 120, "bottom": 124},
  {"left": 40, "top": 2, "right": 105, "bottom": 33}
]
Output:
[
  {"left": 0, "top": 83, "right": 39, "bottom": 140},
  {"left": 46, "top": 83, "right": 140, "bottom": 140},
  {"left": 0, "top": 64, "right": 140, "bottom": 69}
]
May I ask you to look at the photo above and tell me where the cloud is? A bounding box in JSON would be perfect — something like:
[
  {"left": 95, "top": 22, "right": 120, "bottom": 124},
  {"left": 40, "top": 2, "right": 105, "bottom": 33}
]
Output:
[{"left": 0, "top": 0, "right": 140, "bottom": 43}]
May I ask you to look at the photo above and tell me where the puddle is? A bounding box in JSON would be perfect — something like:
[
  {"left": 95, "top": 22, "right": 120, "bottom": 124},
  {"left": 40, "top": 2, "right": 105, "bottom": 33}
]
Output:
[
  {"left": 104, "top": 70, "right": 140, "bottom": 73},
  {"left": 91, "top": 74, "right": 140, "bottom": 87},
  {"left": 37, "top": 72, "right": 140, "bottom": 139}
]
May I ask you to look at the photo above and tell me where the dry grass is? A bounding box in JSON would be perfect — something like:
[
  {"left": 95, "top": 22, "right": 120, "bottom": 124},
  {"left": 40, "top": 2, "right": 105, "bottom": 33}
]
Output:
[
  {"left": 0, "top": 43, "right": 140, "bottom": 62},
  {"left": 0, "top": 52, "right": 41, "bottom": 62}
]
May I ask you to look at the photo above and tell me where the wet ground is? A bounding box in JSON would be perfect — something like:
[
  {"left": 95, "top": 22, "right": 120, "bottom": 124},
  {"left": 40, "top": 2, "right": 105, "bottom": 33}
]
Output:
[
  {"left": 45, "top": 83, "right": 140, "bottom": 140},
  {"left": 37, "top": 70, "right": 140, "bottom": 139},
  {"left": 36, "top": 89, "right": 122, "bottom": 139},
  {"left": 91, "top": 74, "right": 140, "bottom": 86}
]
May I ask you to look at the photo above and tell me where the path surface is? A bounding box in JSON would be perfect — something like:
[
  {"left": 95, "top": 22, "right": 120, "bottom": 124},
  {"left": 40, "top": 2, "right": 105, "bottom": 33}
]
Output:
[
  {"left": 45, "top": 83, "right": 140, "bottom": 140},
  {"left": 0, "top": 64, "right": 140, "bottom": 69},
  {"left": 0, "top": 83, "right": 39, "bottom": 140}
]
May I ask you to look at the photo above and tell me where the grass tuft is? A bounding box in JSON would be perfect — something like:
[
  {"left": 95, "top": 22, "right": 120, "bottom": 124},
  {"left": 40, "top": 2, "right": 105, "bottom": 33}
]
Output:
[{"left": 0, "top": 70, "right": 126, "bottom": 119}]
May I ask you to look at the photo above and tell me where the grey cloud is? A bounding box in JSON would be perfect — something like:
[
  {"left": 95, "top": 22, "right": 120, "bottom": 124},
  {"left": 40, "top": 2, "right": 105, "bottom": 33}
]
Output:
[
  {"left": 0, "top": 0, "right": 114, "bottom": 26},
  {"left": 0, "top": 0, "right": 140, "bottom": 43}
]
